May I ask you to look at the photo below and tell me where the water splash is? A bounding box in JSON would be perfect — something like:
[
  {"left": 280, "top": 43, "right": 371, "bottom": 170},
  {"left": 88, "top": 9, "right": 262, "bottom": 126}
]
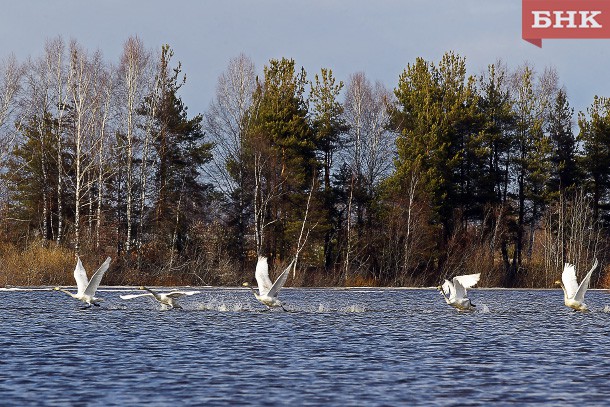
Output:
[
  {"left": 317, "top": 303, "right": 330, "bottom": 312},
  {"left": 603, "top": 305, "right": 610, "bottom": 313},
  {"left": 196, "top": 300, "right": 248, "bottom": 312},
  {"left": 339, "top": 304, "right": 366, "bottom": 313},
  {"left": 477, "top": 304, "right": 490, "bottom": 313},
  {"left": 232, "top": 303, "right": 246, "bottom": 312},
  {"left": 106, "top": 305, "right": 129, "bottom": 311}
]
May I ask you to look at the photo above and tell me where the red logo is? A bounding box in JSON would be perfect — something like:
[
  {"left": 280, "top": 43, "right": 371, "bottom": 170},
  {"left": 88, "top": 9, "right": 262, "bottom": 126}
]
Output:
[{"left": 522, "top": 0, "right": 610, "bottom": 47}]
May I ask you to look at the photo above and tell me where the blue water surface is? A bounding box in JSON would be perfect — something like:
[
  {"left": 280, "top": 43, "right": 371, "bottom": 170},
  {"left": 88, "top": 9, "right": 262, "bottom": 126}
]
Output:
[{"left": 2, "top": 287, "right": 610, "bottom": 406}]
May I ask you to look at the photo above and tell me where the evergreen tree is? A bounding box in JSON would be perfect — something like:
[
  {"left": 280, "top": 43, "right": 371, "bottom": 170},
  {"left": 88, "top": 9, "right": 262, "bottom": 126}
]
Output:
[
  {"left": 147, "top": 45, "right": 213, "bottom": 256},
  {"left": 578, "top": 95, "right": 610, "bottom": 223},
  {"left": 4, "top": 114, "right": 59, "bottom": 239},
  {"left": 310, "top": 68, "right": 348, "bottom": 268},
  {"left": 246, "top": 57, "right": 317, "bottom": 259},
  {"left": 472, "top": 63, "right": 518, "bottom": 280},
  {"left": 507, "top": 65, "right": 553, "bottom": 285},
  {"left": 475, "top": 62, "right": 515, "bottom": 208},
  {"left": 310, "top": 68, "right": 348, "bottom": 191},
  {"left": 547, "top": 88, "right": 577, "bottom": 196},
  {"left": 391, "top": 52, "right": 480, "bottom": 240}
]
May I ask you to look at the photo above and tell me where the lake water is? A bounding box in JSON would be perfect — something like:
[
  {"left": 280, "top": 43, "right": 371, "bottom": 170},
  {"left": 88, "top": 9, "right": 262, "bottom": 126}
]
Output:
[{"left": 2, "top": 287, "right": 610, "bottom": 406}]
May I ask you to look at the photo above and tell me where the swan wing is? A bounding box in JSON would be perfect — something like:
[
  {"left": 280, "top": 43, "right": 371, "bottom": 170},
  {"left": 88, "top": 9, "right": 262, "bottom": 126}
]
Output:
[
  {"left": 454, "top": 273, "right": 481, "bottom": 289},
  {"left": 561, "top": 263, "right": 579, "bottom": 298},
  {"left": 74, "top": 257, "right": 89, "bottom": 295},
  {"left": 166, "top": 291, "right": 200, "bottom": 298},
  {"left": 574, "top": 259, "right": 598, "bottom": 302},
  {"left": 441, "top": 280, "right": 453, "bottom": 299},
  {"left": 120, "top": 293, "right": 154, "bottom": 300},
  {"left": 451, "top": 274, "right": 479, "bottom": 299},
  {"left": 84, "top": 257, "right": 111, "bottom": 297},
  {"left": 452, "top": 278, "right": 467, "bottom": 299},
  {"left": 255, "top": 256, "right": 273, "bottom": 296},
  {"left": 267, "top": 259, "right": 294, "bottom": 298}
]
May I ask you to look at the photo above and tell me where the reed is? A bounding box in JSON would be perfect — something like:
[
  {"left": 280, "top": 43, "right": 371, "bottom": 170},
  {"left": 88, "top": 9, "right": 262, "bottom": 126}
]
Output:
[{"left": 0, "top": 241, "right": 74, "bottom": 286}]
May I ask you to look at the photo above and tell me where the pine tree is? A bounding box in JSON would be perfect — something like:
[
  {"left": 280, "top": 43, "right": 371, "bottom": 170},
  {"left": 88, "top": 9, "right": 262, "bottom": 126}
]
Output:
[
  {"left": 310, "top": 68, "right": 348, "bottom": 192},
  {"left": 147, "top": 45, "right": 212, "bottom": 259},
  {"left": 310, "top": 68, "right": 348, "bottom": 268},
  {"left": 547, "top": 88, "right": 577, "bottom": 196},
  {"left": 578, "top": 95, "right": 610, "bottom": 223},
  {"left": 392, "top": 52, "right": 480, "bottom": 239},
  {"left": 246, "top": 57, "right": 317, "bottom": 259},
  {"left": 475, "top": 62, "right": 515, "bottom": 208},
  {"left": 4, "top": 114, "right": 59, "bottom": 239}
]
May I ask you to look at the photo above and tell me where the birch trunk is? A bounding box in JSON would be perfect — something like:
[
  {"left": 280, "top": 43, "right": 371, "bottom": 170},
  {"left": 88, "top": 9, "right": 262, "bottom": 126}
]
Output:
[
  {"left": 51, "top": 39, "right": 69, "bottom": 245},
  {"left": 120, "top": 36, "right": 149, "bottom": 254}
]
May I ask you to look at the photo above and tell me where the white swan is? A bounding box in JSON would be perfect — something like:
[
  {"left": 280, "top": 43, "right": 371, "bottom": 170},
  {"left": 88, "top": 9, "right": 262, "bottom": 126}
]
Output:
[
  {"left": 120, "top": 286, "right": 200, "bottom": 309},
  {"left": 244, "top": 256, "right": 294, "bottom": 311},
  {"left": 54, "top": 256, "right": 112, "bottom": 308},
  {"left": 437, "top": 273, "right": 481, "bottom": 311},
  {"left": 556, "top": 258, "right": 598, "bottom": 311}
]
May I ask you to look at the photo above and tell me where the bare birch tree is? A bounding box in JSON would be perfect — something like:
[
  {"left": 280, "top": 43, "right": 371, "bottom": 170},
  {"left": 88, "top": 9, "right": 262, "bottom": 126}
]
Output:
[
  {"left": 0, "top": 54, "right": 24, "bottom": 162},
  {"left": 118, "top": 36, "right": 150, "bottom": 254},
  {"left": 90, "top": 59, "right": 116, "bottom": 249},
  {"left": 17, "top": 38, "right": 68, "bottom": 242},
  {"left": 342, "top": 72, "right": 395, "bottom": 276},
  {"left": 136, "top": 55, "right": 161, "bottom": 255},
  {"left": 19, "top": 54, "right": 52, "bottom": 240},
  {"left": 252, "top": 150, "right": 284, "bottom": 256},
  {"left": 66, "top": 42, "right": 106, "bottom": 255},
  {"left": 204, "top": 54, "right": 257, "bottom": 259},
  {"left": 45, "top": 37, "right": 70, "bottom": 244},
  {"left": 542, "top": 190, "right": 602, "bottom": 287},
  {"left": 205, "top": 54, "right": 256, "bottom": 194}
]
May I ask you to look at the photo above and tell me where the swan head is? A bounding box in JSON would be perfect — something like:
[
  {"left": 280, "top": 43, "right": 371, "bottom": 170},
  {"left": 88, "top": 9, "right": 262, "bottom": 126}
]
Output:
[
  {"left": 554, "top": 280, "right": 562, "bottom": 285},
  {"left": 436, "top": 285, "right": 442, "bottom": 291},
  {"left": 242, "top": 282, "right": 257, "bottom": 295}
]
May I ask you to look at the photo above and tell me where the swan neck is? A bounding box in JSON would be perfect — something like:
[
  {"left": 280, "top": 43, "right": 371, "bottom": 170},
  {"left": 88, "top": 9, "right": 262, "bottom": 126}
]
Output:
[
  {"left": 57, "top": 288, "right": 75, "bottom": 297},
  {"left": 248, "top": 286, "right": 261, "bottom": 299},
  {"left": 558, "top": 282, "right": 568, "bottom": 300},
  {"left": 439, "top": 282, "right": 452, "bottom": 301},
  {"left": 142, "top": 286, "right": 160, "bottom": 299}
]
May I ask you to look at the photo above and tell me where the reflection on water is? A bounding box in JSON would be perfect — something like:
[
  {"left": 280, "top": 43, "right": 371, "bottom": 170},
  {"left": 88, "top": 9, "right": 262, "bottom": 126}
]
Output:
[{"left": 2, "top": 288, "right": 610, "bottom": 405}]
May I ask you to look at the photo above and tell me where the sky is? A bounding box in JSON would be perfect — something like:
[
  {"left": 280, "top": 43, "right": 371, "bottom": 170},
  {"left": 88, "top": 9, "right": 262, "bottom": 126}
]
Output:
[{"left": 1, "top": 0, "right": 609, "bottom": 117}]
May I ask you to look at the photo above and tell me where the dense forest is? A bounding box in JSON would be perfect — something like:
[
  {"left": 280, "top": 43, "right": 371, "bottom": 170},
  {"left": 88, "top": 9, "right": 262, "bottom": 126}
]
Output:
[{"left": 0, "top": 36, "right": 607, "bottom": 288}]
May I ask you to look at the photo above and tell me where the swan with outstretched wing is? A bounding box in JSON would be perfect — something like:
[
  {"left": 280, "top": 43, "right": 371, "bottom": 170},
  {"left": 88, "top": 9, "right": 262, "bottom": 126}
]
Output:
[
  {"left": 556, "top": 259, "right": 598, "bottom": 311},
  {"left": 437, "top": 273, "right": 480, "bottom": 311},
  {"left": 244, "top": 256, "right": 294, "bottom": 311},
  {"left": 54, "top": 257, "right": 112, "bottom": 308},
  {"left": 121, "top": 286, "right": 200, "bottom": 309}
]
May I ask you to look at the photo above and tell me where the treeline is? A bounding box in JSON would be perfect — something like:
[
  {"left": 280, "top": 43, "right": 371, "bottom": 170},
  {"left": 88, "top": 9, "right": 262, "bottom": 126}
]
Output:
[{"left": 0, "top": 37, "right": 607, "bottom": 287}]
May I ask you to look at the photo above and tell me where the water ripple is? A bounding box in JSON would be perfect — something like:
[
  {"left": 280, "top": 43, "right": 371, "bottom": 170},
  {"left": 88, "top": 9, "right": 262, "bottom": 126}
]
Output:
[{"left": 2, "top": 288, "right": 610, "bottom": 405}]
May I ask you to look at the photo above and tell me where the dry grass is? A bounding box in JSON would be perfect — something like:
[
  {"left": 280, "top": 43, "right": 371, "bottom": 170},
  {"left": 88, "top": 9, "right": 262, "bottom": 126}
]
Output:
[{"left": 0, "top": 241, "right": 75, "bottom": 286}]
